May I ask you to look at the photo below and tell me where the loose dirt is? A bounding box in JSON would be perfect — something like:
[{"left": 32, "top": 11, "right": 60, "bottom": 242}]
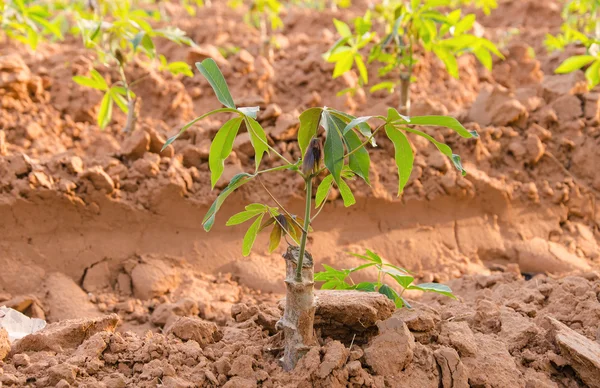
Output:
[{"left": 1, "top": 0, "right": 600, "bottom": 386}]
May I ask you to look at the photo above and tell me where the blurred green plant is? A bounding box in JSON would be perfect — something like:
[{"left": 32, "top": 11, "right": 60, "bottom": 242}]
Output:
[
  {"left": 0, "top": 0, "right": 66, "bottom": 49},
  {"left": 324, "top": 0, "right": 503, "bottom": 114},
  {"left": 162, "top": 58, "right": 475, "bottom": 370},
  {"left": 545, "top": 0, "right": 600, "bottom": 89},
  {"left": 71, "top": 0, "right": 195, "bottom": 130},
  {"left": 315, "top": 249, "right": 455, "bottom": 308}
]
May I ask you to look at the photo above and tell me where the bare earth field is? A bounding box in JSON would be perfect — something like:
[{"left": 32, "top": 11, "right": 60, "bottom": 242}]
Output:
[{"left": 1, "top": 0, "right": 600, "bottom": 387}]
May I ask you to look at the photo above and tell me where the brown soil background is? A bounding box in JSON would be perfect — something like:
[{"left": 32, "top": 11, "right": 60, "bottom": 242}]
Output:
[{"left": 1, "top": 0, "right": 600, "bottom": 387}]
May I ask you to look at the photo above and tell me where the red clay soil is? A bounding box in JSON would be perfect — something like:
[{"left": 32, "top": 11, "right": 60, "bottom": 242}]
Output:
[{"left": 1, "top": 0, "right": 600, "bottom": 386}]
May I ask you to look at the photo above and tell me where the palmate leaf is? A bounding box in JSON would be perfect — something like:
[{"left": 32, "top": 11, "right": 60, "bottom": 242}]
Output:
[
  {"left": 385, "top": 124, "right": 414, "bottom": 195},
  {"left": 196, "top": 58, "right": 236, "bottom": 109},
  {"left": 209, "top": 117, "right": 244, "bottom": 188},
  {"left": 202, "top": 173, "right": 254, "bottom": 231}
]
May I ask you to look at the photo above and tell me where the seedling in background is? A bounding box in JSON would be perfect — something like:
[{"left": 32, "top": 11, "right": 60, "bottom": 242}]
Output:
[
  {"left": 315, "top": 249, "right": 455, "bottom": 308},
  {"left": 163, "top": 59, "right": 475, "bottom": 370},
  {"left": 324, "top": 0, "right": 503, "bottom": 114},
  {"left": 546, "top": 0, "right": 600, "bottom": 89},
  {"left": 0, "top": 0, "right": 65, "bottom": 49},
  {"left": 71, "top": 0, "right": 195, "bottom": 131}
]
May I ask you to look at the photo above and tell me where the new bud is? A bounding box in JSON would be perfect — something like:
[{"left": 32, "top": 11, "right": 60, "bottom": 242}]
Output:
[{"left": 301, "top": 138, "right": 322, "bottom": 176}]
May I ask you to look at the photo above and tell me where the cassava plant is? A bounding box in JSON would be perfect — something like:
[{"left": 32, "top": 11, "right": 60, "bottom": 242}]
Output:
[
  {"left": 323, "top": 0, "right": 503, "bottom": 114},
  {"left": 0, "top": 0, "right": 66, "bottom": 49},
  {"left": 315, "top": 249, "right": 455, "bottom": 308},
  {"left": 71, "top": 0, "right": 195, "bottom": 131},
  {"left": 545, "top": 0, "right": 600, "bottom": 89},
  {"left": 162, "top": 58, "right": 477, "bottom": 370}
]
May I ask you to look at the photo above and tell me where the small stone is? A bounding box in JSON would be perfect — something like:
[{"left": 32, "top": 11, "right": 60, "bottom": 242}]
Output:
[
  {"left": 550, "top": 94, "right": 583, "bottom": 123},
  {"left": 525, "top": 134, "right": 545, "bottom": 164},
  {"left": 6, "top": 153, "right": 33, "bottom": 176},
  {"left": 166, "top": 317, "right": 223, "bottom": 348},
  {"left": 427, "top": 152, "right": 450, "bottom": 172},
  {"left": 120, "top": 130, "right": 150, "bottom": 160},
  {"left": 238, "top": 49, "right": 254, "bottom": 65},
  {"left": 11, "top": 314, "right": 119, "bottom": 354},
  {"left": 130, "top": 259, "right": 180, "bottom": 300},
  {"left": 317, "top": 341, "right": 348, "bottom": 378},
  {"left": 66, "top": 156, "right": 84, "bottom": 174},
  {"left": 81, "top": 166, "right": 115, "bottom": 194},
  {"left": 12, "top": 353, "right": 30, "bottom": 367},
  {"left": 0, "top": 328, "right": 10, "bottom": 360},
  {"left": 434, "top": 347, "right": 468, "bottom": 388},
  {"left": 187, "top": 45, "right": 230, "bottom": 68},
  {"left": 132, "top": 158, "right": 159, "bottom": 178},
  {"left": 229, "top": 354, "right": 255, "bottom": 378},
  {"left": 542, "top": 72, "right": 587, "bottom": 101},
  {"left": 508, "top": 141, "right": 527, "bottom": 160},
  {"left": 260, "top": 104, "right": 282, "bottom": 121},
  {"left": 547, "top": 317, "right": 600, "bottom": 388},
  {"left": 182, "top": 145, "right": 206, "bottom": 168},
  {"left": 0, "top": 129, "right": 7, "bottom": 155},
  {"left": 364, "top": 317, "right": 415, "bottom": 375},
  {"left": 29, "top": 171, "right": 53, "bottom": 189},
  {"left": 24, "top": 122, "right": 43, "bottom": 141},
  {"left": 272, "top": 112, "right": 299, "bottom": 140},
  {"left": 48, "top": 363, "right": 77, "bottom": 385}
]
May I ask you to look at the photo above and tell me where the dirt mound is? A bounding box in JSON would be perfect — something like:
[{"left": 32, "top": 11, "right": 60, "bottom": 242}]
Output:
[
  {"left": 1, "top": 0, "right": 600, "bottom": 386},
  {"left": 2, "top": 271, "right": 599, "bottom": 387}
]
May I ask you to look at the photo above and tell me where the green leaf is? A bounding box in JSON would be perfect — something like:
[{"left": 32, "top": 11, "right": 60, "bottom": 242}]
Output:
[
  {"left": 378, "top": 284, "right": 399, "bottom": 302},
  {"left": 403, "top": 127, "right": 467, "bottom": 175},
  {"left": 408, "top": 115, "right": 478, "bottom": 138},
  {"left": 226, "top": 209, "right": 264, "bottom": 226},
  {"left": 344, "top": 129, "right": 371, "bottom": 184},
  {"left": 298, "top": 108, "right": 323, "bottom": 157},
  {"left": 322, "top": 111, "right": 345, "bottom": 185},
  {"left": 333, "top": 18, "right": 352, "bottom": 38},
  {"left": 383, "top": 268, "right": 414, "bottom": 289},
  {"left": 209, "top": 117, "right": 244, "bottom": 188},
  {"left": 433, "top": 46, "right": 459, "bottom": 78},
  {"left": 385, "top": 124, "right": 414, "bottom": 195},
  {"left": 97, "top": 92, "right": 113, "bottom": 129},
  {"left": 196, "top": 59, "right": 236, "bottom": 109},
  {"left": 238, "top": 106, "right": 259, "bottom": 119},
  {"left": 327, "top": 109, "right": 372, "bottom": 139},
  {"left": 387, "top": 108, "right": 410, "bottom": 124},
  {"left": 268, "top": 224, "right": 282, "bottom": 253},
  {"left": 315, "top": 175, "right": 334, "bottom": 208},
  {"left": 333, "top": 51, "right": 355, "bottom": 78},
  {"left": 167, "top": 61, "right": 194, "bottom": 77},
  {"left": 555, "top": 55, "right": 597, "bottom": 74},
  {"left": 342, "top": 116, "right": 372, "bottom": 135},
  {"left": 72, "top": 75, "right": 104, "bottom": 90},
  {"left": 337, "top": 179, "right": 356, "bottom": 207},
  {"left": 242, "top": 214, "right": 264, "bottom": 256},
  {"left": 370, "top": 81, "right": 396, "bottom": 93},
  {"left": 110, "top": 88, "right": 129, "bottom": 113},
  {"left": 354, "top": 54, "right": 368, "bottom": 83},
  {"left": 408, "top": 282, "right": 456, "bottom": 299},
  {"left": 203, "top": 173, "right": 255, "bottom": 231},
  {"left": 244, "top": 117, "right": 269, "bottom": 171},
  {"left": 351, "top": 249, "right": 382, "bottom": 265},
  {"left": 585, "top": 60, "right": 600, "bottom": 88},
  {"left": 162, "top": 108, "right": 241, "bottom": 150},
  {"left": 354, "top": 282, "right": 377, "bottom": 292},
  {"left": 474, "top": 47, "right": 493, "bottom": 70},
  {"left": 350, "top": 262, "right": 377, "bottom": 273}
]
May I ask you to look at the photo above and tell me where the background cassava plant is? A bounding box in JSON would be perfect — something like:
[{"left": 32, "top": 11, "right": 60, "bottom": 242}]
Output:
[
  {"left": 545, "top": 0, "right": 600, "bottom": 89},
  {"left": 323, "top": 0, "right": 503, "bottom": 114},
  {"left": 315, "top": 249, "right": 455, "bottom": 308},
  {"left": 71, "top": 0, "right": 195, "bottom": 131},
  {"left": 163, "top": 58, "right": 475, "bottom": 370},
  {"left": 0, "top": 0, "right": 66, "bottom": 50}
]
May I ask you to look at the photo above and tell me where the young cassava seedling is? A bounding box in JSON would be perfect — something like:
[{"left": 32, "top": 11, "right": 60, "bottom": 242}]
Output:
[
  {"left": 315, "top": 249, "right": 455, "bottom": 308},
  {"left": 324, "top": 0, "right": 503, "bottom": 114},
  {"left": 162, "top": 58, "right": 476, "bottom": 370},
  {"left": 546, "top": 0, "right": 600, "bottom": 89},
  {"left": 71, "top": 0, "right": 195, "bottom": 131}
]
